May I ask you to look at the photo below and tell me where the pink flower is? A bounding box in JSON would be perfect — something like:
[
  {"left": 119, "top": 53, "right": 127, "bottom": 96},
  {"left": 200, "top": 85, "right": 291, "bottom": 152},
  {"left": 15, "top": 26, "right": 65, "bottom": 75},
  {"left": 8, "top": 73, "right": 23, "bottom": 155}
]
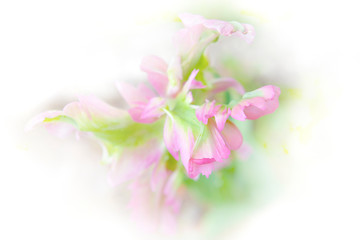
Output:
[
  {"left": 231, "top": 85, "right": 281, "bottom": 120},
  {"left": 25, "top": 95, "right": 127, "bottom": 137},
  {"left": 178, "top": 13, "right": 256, "bottom": 43},
  {"left": 117, "top": 56, "right": 204, "bottom": 124},
  {"left": 163, "top": 98, "right": 243, "bottom": 179},
  {"left": 188, "top": 119, "right": 242, "bottom": 178},
  {"left": 196, "top": 99, "right": 231, "bottom": 131},
  {"left": 26, "top": 95, "right": 165, "bottom": 187},
  {"left": 174, "top": 13, "right": 255, "bottom": 80}
]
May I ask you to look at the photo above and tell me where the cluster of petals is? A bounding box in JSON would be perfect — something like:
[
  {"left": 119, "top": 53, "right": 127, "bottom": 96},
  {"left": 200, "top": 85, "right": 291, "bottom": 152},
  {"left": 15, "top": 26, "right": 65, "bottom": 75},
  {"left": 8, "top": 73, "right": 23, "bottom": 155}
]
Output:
[{"left": 27, "top": 12, "right": 281, "bottom": 232}]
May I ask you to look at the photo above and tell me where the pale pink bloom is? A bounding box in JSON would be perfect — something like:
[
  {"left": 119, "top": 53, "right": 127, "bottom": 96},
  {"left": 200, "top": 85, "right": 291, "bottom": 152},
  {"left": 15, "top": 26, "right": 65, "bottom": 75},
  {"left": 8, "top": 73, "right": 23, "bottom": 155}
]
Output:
[
  {"left": 174, "top": 13, "right": 255, "bottom": 82},
  {"left": 164, "top": 110, "right": 243, "bottom": 179},
  {"left": 188, "top": 119, "right": 243, "bottom": 178},
  {"left": 231, "top": 85, "right": 281, "bottom": 120},
  {"left": 117, "top": 66, "right": 203, "bottom": 123},
  {"left": 27, "top": 96, "right": 164, "bottom": 188},
  {"left": 178, "top": 13, "right": 256, "bottom": 43}
]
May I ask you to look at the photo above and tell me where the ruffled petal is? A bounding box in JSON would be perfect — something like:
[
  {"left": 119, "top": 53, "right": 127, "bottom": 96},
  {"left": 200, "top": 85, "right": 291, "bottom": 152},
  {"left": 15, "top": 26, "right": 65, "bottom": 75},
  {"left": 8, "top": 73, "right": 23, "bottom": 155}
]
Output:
[
  {"left": 188, "top": 160, "right": 216, "bottom": 178},
  {"left": 195, "top": 100, "right": 220, "bottom": 125},
  {"left": 191, "top": 119, "right": 230, "bottom": 165}
]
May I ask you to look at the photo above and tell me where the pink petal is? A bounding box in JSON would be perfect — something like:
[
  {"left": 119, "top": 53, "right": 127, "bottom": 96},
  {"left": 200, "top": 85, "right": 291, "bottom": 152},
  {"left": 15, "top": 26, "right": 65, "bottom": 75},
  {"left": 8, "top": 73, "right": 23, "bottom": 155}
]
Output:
[
  {"left": 214, "top": 107, "right": 231, "bottom": 131},
  {"left": 188, "top": 161, "right": 216, "bottom": 178},
  {"left": 140, "top": 55, "right": 169, "bottom": 96},
  {"left": 203, "top": 19, "right": 234, "bottom": 36},
  {"left": 116, "top": 81, "right": 156, "bottom": 106},
  {"left": 221, "top": 121, "right": 243, "bottom": 150},
  {"left": 209, "top": 77, "right": 245, "bottom": 95},
  {"left": 230, "top": 103, "right": 248, "bottom": 121},
  {"left": 140, "top": 97, "right": 166, "bottom": 120},
  {"left": 195, "top": 100, "right": 220, "bottom": 125},
  {"left": 128, "top": 104, "right": 160, "bottom": 124},
  {"left": 231, "top": 85, "right": 281, "bottom": 120},
  {"left": 116, "top": 81, "right": 164, "bottom": 123},
  {"left": 62, "top": 96, "right": 127, "bottom": 129},
  {"left": 179, "top": 13, "right": 254, "bottom": 42},
  {"left": 181, "top": 69, "right": 200, "bottom": 94},
  {"left": 190, "top": 119, "right": 230, "bottom": 168},
  {"left": 163, "top": 116, "right": 195, "bottom": 172},
  {"left": 173, "top": 25, "right": 205, "bottom": 58}
]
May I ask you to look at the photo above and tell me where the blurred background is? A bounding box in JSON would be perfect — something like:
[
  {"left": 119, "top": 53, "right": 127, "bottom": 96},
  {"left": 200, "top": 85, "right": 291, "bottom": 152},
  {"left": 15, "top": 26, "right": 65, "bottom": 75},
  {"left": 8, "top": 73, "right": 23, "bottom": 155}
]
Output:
[{"left": 1, "top": 0, "right": 359, "bottom": 239}]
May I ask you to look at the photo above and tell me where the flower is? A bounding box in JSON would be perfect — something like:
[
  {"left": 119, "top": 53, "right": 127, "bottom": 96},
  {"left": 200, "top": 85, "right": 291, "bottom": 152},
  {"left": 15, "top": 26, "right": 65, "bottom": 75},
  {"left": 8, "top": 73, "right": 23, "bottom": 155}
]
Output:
[
  {"left": 26, "top": 95, "right": 165, "bottom": 184},
  {"left": 27, "top": 12, "right": 281, "bottom": 233},
  {"left": 174, "top": 13, "right": 255, "bottom": 78},
  {"left": 231, "top": 85, "right": 281, "bottom": 121}
]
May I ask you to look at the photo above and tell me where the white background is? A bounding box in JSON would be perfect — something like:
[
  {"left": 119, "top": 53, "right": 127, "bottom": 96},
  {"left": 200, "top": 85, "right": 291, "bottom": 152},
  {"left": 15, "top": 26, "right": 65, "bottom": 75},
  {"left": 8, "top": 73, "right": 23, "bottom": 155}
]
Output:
[{"left": 1, "top": 0, "right": 360, "bottom": 239}]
